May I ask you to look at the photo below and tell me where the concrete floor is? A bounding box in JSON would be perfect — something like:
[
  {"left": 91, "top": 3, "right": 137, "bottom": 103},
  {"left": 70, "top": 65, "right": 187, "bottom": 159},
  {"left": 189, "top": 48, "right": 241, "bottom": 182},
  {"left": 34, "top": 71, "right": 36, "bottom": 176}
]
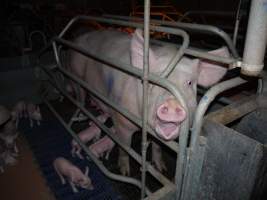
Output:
[{"left": 0, "top": 136, "right": 55, "bottom": 200}]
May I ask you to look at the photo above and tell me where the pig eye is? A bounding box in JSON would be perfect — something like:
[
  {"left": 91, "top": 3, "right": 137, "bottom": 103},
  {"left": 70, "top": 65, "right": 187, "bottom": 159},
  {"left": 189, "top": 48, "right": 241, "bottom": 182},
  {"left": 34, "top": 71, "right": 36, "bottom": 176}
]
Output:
[{"left": 187, "top": 80, "right": 192, "bottom": 86}]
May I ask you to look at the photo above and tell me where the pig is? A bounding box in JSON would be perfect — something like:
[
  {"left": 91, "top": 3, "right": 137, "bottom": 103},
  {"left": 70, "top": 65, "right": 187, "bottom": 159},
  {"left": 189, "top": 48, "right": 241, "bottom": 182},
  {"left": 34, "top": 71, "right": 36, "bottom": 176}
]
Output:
[
  {"left": 26, "top": 103, "right": 42, "bottom": 127},
  {"left": 0, "top": 119, "right": 19, "bottom": 155},
  {"left": 11, "top": 101, "right": 27, "bottom": 127},
  {"left": 69, "top": 29, "right": 230, "bottom": 175},
  {"left": 53, "top": 157, "right": 94, "bottom": 193},
  {"left": 0, "top": 138, "right": 17, "bottom": 173},
  {"left": 71, "top": 113, "right": 110, "bottom": 159},
  {"left": 89, "top": 131, "right": 116, "bottom": 160}
]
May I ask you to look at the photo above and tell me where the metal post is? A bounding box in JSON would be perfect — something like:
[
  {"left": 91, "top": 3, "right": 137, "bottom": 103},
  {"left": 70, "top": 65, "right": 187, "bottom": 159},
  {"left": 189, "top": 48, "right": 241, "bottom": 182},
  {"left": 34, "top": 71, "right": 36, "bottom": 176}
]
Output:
[
  {"left": 141, "top": 0, "right": 150, "bottom": 199},
  {"left": 241, "top": 0, "right": 267, "bottom": 76}
]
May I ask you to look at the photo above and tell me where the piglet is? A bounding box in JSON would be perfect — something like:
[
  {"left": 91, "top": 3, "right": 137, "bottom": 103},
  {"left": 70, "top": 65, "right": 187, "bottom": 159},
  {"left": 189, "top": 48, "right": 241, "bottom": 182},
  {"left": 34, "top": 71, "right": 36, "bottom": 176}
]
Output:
[
  {"left": 89, "top": 135, "right": 115, "bottom": 160},
  {"left": 26, "top": 103, "right": 42, "bottom": 127},
  {"left": 0, "top": 119, "right": 19, "bottom": 155},
  {"left": 0, "top": 138, "right": 17, "bottom": 173},
  {"left": 71, "top": 113, "right": 109, "bottom": 159},
  {"left": 53, "top": 157, "right": 94, "bottom": 193},
  {"left": 11, "top": 101, "right": 27, "bottom": 127}
]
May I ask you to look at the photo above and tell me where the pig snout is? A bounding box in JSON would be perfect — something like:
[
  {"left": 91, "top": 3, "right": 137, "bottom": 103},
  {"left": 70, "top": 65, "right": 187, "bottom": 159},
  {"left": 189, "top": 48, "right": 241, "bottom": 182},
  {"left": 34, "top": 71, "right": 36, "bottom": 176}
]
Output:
[{"left": 155, "top": 98, "right": 186, "bottom": 140}]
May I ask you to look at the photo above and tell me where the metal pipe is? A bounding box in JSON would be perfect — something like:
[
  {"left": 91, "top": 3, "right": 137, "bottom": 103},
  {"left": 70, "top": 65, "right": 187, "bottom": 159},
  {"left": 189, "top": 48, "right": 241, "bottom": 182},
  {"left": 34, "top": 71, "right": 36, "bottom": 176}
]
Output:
[
  {"left": 151, "top": 39, "right": 236, "bottom": 65},
  {"left": 43, "top": 98, "right": 151, "bottom": 194},
  {"left": 180, "top": 77, "right": 247, "bottom": 199},
  {"left": 190, "top": 77, "right": 247, "bottom": 152},
  {"left": 141, "top": 0, "right": 150, "bottom": 198},
  {"left": 103, "top": 14, "right": 239, "bottom": 58},
  {"left": 42, "top": 66, "right": 172, "bottom": 187},
  {"left": 241, "top": 0, "right": 267, "bottom": 76},
  {"left": 233, "top": 0, "right": 243, "bottom": 46}
]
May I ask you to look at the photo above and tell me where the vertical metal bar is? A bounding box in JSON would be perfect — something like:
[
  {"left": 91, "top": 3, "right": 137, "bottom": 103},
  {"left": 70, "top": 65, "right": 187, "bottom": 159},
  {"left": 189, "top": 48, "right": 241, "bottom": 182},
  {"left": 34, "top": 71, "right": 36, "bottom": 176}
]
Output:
[
  {"left": 241, "top": 0, "right": 267, "bottom": 76},
  {"left": 233, "top": 0, "right": 242, "bottom": 46},
  {"left": 141, "top": 0, "right": 150, "bottom": 199}
]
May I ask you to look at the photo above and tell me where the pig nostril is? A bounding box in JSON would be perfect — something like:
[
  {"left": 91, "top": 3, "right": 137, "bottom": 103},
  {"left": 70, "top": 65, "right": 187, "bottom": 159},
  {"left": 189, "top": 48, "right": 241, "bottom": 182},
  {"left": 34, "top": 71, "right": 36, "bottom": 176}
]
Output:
[
  {"left": 161, "top": 106, "right": 168, "bottom": 114},
  {"left": 175, "top": 107, "right": 183, "bottom": 114}
]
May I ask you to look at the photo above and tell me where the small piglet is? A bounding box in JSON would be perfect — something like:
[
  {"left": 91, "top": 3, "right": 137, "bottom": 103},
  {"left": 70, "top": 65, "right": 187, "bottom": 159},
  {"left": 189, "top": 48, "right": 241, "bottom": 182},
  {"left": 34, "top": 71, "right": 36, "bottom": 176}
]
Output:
[
  {"left": 0, "top": 119, "right": 19, "bottom": 155},
  {"left": 53, "top": 157, "right": 94, "bottom": 193},
  {"left": 71, "top": 113, "right": 109, "bottom": 159},
  {"left": 11, "top": 101, "right": 27, "bottom": 127},
  {"left": 26, "top": 103, "right": 42, "bottom": 127},
  {"left": 89, "top": 135, "right": 115, "bottom": 160},
  {"left": 0, "top": 138, "right": 17, "bottom": 173}
]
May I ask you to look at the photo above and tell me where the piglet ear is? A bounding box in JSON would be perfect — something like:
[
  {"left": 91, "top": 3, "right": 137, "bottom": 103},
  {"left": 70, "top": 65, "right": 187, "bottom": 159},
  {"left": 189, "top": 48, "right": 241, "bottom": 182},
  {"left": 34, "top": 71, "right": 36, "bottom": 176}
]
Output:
[
  {"left": 130, "top": 29, "right": 157, "bottom": 70},
  {"left": 85, "top": 166, "right": 89, "bottom": 176},
  {"left": 197, "top": 47, "right": 230, "bottom": 87}
]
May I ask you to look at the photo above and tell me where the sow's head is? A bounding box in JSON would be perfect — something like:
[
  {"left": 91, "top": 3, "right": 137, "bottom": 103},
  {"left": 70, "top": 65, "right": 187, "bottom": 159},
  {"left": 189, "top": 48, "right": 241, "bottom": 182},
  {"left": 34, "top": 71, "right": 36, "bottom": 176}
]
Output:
[{"left": 130, "top": 29, "right": 230, "bottom": 140}]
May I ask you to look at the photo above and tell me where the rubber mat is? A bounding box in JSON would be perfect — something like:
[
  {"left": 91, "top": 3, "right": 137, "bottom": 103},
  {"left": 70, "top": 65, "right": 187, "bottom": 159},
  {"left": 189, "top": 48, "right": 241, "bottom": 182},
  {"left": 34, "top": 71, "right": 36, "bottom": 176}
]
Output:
[{"left": 18, "top": 119, "right": 122, "bottom": 200}]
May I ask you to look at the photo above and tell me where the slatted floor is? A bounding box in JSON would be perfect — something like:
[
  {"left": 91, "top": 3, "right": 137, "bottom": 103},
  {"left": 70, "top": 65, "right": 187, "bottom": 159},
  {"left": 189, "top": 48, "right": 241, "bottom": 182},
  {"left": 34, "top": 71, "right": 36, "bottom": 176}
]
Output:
[{"left": 18, "top": 118, "right": 122, "bottom": 200}]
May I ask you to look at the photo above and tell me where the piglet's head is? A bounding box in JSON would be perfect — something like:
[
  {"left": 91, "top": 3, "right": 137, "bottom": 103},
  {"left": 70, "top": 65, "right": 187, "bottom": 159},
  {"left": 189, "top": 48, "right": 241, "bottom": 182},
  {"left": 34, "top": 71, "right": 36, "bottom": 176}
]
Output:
[
  {"left": 77, "top": 167, "right": 94, "bottom": 190},
  {"left": 130, "top": 29, "right": 230, "bottom": 140}
]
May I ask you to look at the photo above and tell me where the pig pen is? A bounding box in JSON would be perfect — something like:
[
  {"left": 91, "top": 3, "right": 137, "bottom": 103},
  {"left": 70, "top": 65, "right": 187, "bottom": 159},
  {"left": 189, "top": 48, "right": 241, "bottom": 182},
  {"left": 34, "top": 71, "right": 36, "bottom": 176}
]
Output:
[{"left": 36, "top": 0, "right": 267, "bottom": 199}]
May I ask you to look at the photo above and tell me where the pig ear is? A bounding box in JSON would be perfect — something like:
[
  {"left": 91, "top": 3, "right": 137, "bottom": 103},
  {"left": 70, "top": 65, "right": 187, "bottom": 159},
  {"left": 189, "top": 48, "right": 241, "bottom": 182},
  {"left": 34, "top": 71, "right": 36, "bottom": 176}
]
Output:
[
  {"left": 85, "top": 166, "right": 89, "bottom": 176},
  {"left": 130, "top": 29, "right": 157, "bottom": 70},
  {"left": 197, "top": 47, "right": 230, "bottom": 87}
]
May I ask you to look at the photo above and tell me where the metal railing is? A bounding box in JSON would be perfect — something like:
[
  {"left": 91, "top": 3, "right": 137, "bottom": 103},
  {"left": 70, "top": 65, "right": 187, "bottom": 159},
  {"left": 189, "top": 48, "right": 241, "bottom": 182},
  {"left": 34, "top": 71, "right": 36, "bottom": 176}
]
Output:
[{"left": 37, "top": 0, "right": 266, "bottom": 199}]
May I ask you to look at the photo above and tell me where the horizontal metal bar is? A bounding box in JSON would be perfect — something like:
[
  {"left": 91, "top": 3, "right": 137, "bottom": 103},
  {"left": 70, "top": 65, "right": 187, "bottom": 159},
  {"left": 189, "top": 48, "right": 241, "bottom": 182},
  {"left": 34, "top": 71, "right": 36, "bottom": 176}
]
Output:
[
  {"left": 56, "top": 15, "right": 191, "bottom": 80},
  {"left": 42, "top": 67, "right": 173, "bottom": 186},
  {"left": 151, "top": 36, "right": 236, "bottom": 65},
  {"left": 103, "top": 14, "right": 239, "bottom": 58},
  {"left": 43, "top": 98, "right": 151, "bottom": 194}
]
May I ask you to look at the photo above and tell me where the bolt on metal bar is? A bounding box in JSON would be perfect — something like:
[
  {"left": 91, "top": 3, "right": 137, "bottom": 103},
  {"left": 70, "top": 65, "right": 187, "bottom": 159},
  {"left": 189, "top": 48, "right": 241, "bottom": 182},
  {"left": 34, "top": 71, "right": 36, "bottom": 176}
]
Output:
[
  {"left": 43, "top": 98, "right": 151, "bottom": 194},
  {"left": 141, "top": 0, "right": 150, "bottom": 198},
  {"left": 42, "top": 66, "right": 173, "bottom": 187},
  {"left": 103, "top": 14, "right": 239, "bottom": 59}
]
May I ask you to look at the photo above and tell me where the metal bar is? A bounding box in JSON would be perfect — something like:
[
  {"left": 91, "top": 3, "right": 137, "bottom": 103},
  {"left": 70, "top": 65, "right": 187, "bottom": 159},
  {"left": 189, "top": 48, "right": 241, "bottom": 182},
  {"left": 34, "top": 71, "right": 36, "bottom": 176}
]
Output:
[
  {"left": 241, "top": 0, "right": 267, "bottom": 76},
  {"left": 42, "top": 66, "right": 173, "bottom": 187},
  {"left": 103, "top": 14, "right": 239, "bottom": 58},
  {"left": 150, "top": 39, "right": 236, "bottom": 65},
  {"left": 43, "top": 98, "right": 151, "bottom": 194},
  {"left": 141, "top": 0, "right": 150, "bottom": 198},
  {"left": 189, "top": 77, "right": 247, "bottom": 154},
  {"left": 197, "top": 87, "right": 234, "bottom": 105},
  {"left": 53, "top": 38, "right": 184, "bottom": 152},
  {"left": 180, "top": 77, "right": 247, "bottom": 199},
  {"left": 233, "top": 0, "right": 243, "bottom": 46},
  {"left": 205, "top": 95, "right": 258, "bottom": 124},
  {"left": 57, "top": 15, "right": 190, "bottom": 79},
  {"left": 144, "top": 184, "right": 176, "bottom": 200}
]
